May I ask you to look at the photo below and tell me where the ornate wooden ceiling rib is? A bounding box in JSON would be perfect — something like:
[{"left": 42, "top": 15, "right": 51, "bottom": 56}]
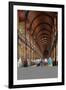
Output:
[
  {"left": 36, "top": 36, "right": 50, "bottom": 43},
  {"left": 37, "top": 37, "right": 49, "bottom": 44},
  {"left": 31, "top": 22, "right": 52, "bottom": 35},
  {"left": 28, "top": 13, "right": 54, "bottom": 30},
  {"left": 36, "top": 31, "right": 51, "bottom": 41},
  {"left": 38, "top": 40, "right": 49, "bottom": 45},
  {"left": 38, "top": 37, "right": 50, "bottom": 43},
  {"left": 31, "top": 16, "right": 53, "bottom": 30},
  {"left": 37, "top": 35, "right": 50, "bottom": 40},
  {"left": 36, "top": 30, "right": 50, "bottom": 38},
  {"left": 33, "top": 28, "right": 51, "bottom": 37}
]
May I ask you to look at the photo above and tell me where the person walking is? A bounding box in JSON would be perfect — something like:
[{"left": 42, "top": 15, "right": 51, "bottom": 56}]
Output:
[{"left": 48, "top": 57, "right": 53, "bottom": 66}]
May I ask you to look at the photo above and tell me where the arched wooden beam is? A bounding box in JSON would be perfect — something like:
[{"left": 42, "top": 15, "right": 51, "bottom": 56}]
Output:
[
  {"left": 36, "top": 31, "right": 50, "bottom": 40},
  {"left": 32, "top": 28, "right": 51, "bottom": 37},
  {"left": 38, "top": 40, "right": 49, "bottom": 44},
  {"left": 37, "top": 39, "right": 49, "bottom": 45},
  {"left": 31, "top": 15, "right": 54, "bottom": 30},
  {"left": 29, "top": 13, "right": 54, "bottom": 30},
  {"left": 36, "top": 36, "right": 51, "bottom": 47},
  {"left": 36, "top": 36, "right": 50, "bottom": 42},
  {"left": 37, "top": 37, "right": 50, "bottom": 44},
  {"left": 31, "top": 22, "right": 52, "bottom": 35},
  {"left": 38, "top": 38, "right": 51, "bottom": 48}
]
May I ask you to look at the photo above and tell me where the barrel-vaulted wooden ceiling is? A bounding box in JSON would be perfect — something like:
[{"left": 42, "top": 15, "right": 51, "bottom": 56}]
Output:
[{"left": 18, "top": 10, "right": 57, "bottom": 58}]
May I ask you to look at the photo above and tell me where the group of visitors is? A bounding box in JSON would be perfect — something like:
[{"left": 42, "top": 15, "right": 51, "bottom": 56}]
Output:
[
  {"left": 44, "top": 57, "right": 53, "bottom": 66},
  {"left": 17, "top": 57, "right": 53, "bottom": 67},
  {"left": 36, "top": 57, "right": 53, "bottom": 66}
]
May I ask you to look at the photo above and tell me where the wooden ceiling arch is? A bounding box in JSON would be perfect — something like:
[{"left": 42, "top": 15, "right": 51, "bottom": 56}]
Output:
[
  {"left": 31, "top": 15, "right": 54, "bottom": 30},
  {"left": 31, "top": 22, "right": 52, "bottom": 36},
  {"left": 35, "top": 31, "right": 51, "bottom": 42},
  {"left": 28, "top": 12, "right": 54, "bottom": 29},
  {"left": 32, "top": 28, "right": 51, "bottom": 36},
  {"left": 18, "top": 10, "right": 57, "bottom": 57}
]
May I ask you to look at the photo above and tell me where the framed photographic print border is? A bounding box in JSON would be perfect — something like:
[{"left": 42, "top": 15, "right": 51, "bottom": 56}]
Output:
[{"left": 9, "top": 1, "right": 64, "bottom": 88}]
